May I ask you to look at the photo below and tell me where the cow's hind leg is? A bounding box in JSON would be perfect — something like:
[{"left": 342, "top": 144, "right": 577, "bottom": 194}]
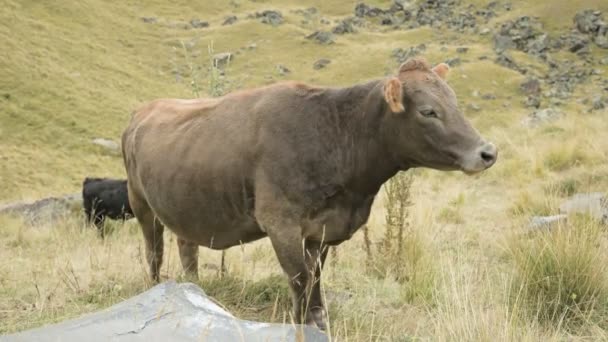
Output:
[
  {"left": 177, "top": 237, "right": 199, "bottom": 281},
  {"left": 129, "top": 190, "right": 164, "bottom": 282}
]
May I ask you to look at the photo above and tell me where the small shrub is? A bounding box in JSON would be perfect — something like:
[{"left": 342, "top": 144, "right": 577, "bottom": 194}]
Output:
[
  {"left": 364, "top": 172, "right": 437, "bottom": 304},
  {"left": 506, "top": 216, "right": 608, "bottom": 329}
]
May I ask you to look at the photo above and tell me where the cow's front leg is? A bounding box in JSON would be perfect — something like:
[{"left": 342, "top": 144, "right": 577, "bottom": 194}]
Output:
[
  {"left": 304, "top": 239, "right": 329, "bottom": 330},
  {"left": 258, "top": 214, "right": 324, "bottom": 329},
  {"left": 177, "top": 237, "right": 199, "bottom": 281}
]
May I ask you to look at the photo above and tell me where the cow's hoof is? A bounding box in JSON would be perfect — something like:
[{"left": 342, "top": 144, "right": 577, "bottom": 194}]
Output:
[{"left": 308, "top": 307, "right": 327, "bottom": 331}]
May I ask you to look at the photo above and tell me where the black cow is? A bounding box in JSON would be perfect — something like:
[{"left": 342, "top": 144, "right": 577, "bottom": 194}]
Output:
[{"left": 82, "top": 177, "right": 133, "bottom": 237}]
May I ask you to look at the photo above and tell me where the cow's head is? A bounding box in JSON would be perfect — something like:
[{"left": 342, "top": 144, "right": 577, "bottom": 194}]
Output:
[{"left": 382, "top": 57, "right": 497, "bottom": 174}]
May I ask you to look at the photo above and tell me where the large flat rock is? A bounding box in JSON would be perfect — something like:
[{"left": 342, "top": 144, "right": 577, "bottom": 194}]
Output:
[{"left": 1, "top": 281, "right": 328, "bottom": 342}]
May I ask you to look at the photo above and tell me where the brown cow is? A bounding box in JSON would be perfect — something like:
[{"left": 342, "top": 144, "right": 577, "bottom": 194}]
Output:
[{"left": 121, "top": 57, "right": 497, "bottom": 331}]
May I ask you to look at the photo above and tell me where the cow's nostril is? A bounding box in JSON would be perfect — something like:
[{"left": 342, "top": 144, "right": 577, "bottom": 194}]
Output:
[{"left": 480, "top": 151, "right": 495, "bottom": 164}]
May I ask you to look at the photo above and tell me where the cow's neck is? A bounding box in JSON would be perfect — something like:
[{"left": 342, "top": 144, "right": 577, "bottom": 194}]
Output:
[{"left": 328, "top": 79, "right": 402, "bottom": 196}]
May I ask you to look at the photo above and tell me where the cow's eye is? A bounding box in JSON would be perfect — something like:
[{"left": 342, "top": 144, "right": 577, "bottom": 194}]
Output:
[{"left": 419, "top": 108, "right": 438, "bottom": 118}]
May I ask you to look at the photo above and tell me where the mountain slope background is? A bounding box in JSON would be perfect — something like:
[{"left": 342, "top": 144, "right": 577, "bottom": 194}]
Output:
[{"left": 1, "top": 0, "right": 608, "bottom": 340}]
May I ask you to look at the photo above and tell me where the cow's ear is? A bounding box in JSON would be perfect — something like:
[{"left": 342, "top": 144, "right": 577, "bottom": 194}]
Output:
[
  {"left": 383, "top": 77, "right": 405, "bottom": 113},
  {"left": 432, "top": 63, "right": 450, "bottom": 80}
]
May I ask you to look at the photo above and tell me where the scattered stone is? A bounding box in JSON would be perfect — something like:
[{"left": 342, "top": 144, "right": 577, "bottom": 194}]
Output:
[
  {"left": 478, "top": 55, "right": 489, "bottom": 60},
  {"left": 522, "top": 108, "right": 563, "bottom": 127},
  {"left": 381, "top": 15, "right": 397, "bottom": 26},
  {"left": 544, "top": 61, "right": 592, "bottom": 99},
  {"left": 445, "top": 57, "right": 461, "bottom": 67},
  {"left": 213, "top": 52, "right": 233, "bottom": 68},
  {"left": 495, "top": 52, "right": 526, "bottom": 74},
  {"left": 573, "top": 10, "right": 608, "bottom": 49},
  {"left": 559, "top": 193, "right": 608, "bottom": 223},
  {"left": 591, "top": 95, "right": 606, "bottom": 111},
  {"left": 332, "top": 17, "right": 362, "bottom": 34},
  {"left": 256, "top": 10, "right": 283, "bottom": 26},
  {"left": 524, "top": 96, "right": 541, "bottom": 108},
  {"left": 306, "top": 31, "right": 335, "bottom": 44},
  {"left": 92, "top": 138, "right": 119, "bottom": 151},
  {"left": 574, "top": 10, "right": 603, "bottom": 34},
  {"left": 482, "top": 93, "right": 496, "bottom": 100},
  {"left": 246, "top": 43, "right": 257, "bottom": 50},
  {"left": 447, "top": 12, "right": 477, "bottom": 32},
  {"left": 313, "top": 58, "right": 331, "bottom": 70},
  {"left": 567, "top": 34, "right": 590, "bottom": 54},
  {"left": 600, "top": 57, "right": 608, "bottom": 65},
  {"left": 355, "top": 3, "right": 385, "bottom": 18},
  {"left": 493, "top": 16, "right": 548, "bottom": 56},
  {"left": 529, "top": 214, "right": 568, "bottom": 230},
  {"left": 0, "top": 193, "right": 81, "bottom": 226},
  {"left": 189, "top": 19, "right": 209, "bottom": 29},
  {"left": 276, "top": 64, "right": 291, "bottom": 75},
  {"left": 223, "top": 15, "right": 238, "bottom": 26},
  {"left": 456, "top": 47, "right": 469, "bottom": 53},
  {"left": 467, "top": 103, "right": 481, "bottom": 112},
  {"left": 141, "top": 17, "right": 157, "bottom": 24},
  {"left": 391, "top": 44, "right": 426, "bottom": 63},
  {"left": 480, "top": 28, "right": 491, "bottom": 35},
  {"left": 294, "top": 7, "right": 318, "bottom": 16},
  {"left": 320, "top": 18, "right": 331, "bottom": 25},
  {"left": 520, "top": 77, "right": 541, "bottom": 96}
]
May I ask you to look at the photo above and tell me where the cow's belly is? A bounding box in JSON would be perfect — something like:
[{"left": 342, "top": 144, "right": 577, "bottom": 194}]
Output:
[
  {"left": 141, "top": 175, "right": 265, "bottom": 249},
  {"left": 302, "top": 194, "right": 375, "bottom": 244}
]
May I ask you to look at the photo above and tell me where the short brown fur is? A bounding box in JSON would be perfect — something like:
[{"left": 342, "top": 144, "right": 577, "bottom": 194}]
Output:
[{"left": 121, "top": 56, "right": 497, "bottom": 331}]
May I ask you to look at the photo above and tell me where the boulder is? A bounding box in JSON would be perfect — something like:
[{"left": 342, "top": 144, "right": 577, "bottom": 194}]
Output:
[{"left": 0, "top": 281, "right": 328, "bottom": 342}]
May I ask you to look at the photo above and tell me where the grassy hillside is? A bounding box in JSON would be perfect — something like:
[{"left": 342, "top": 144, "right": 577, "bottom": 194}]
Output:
[{"left": 1, "top": 0, "right": 608, "bottom": 340}]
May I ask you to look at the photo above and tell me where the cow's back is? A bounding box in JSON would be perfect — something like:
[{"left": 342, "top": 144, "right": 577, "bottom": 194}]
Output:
[{"left": 121, "top": 89, "right": 281, "bottom": 247}]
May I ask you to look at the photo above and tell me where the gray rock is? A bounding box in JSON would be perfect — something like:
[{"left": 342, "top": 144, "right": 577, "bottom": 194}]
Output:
[
  {"left": 189, "top": 19, "right": 209, "bottom": 29},
  {"left": 595, "top": 24, "right": 608, "bottom": 48},
  {"left": 222, "top": 15, "right": 238, "bottom": 26},
  {"left": 494, "top": 16, "right": 547, "bottom": 55},
  {"left": 277, "top": 64, "right": 291, "bottom": 75},
  {"left": 355, "top": 3, "right": 385, "bottom": 18},
  {"left": 92, "top": 138, "right": 119, "bottom": 151},
  {"left": 522, "top": 108, "right": 563, "bottom": 127},
  {"left": 0, "top": 281, "right": 328, "bottom": 342},
  {"left": 257, "top": 10, "right": 283, "bottom": 26},
  {"left": 445, "top": 57, "right": 461, "bottom": 67},
  {"left": 480, "top": 28, "right": 491, "bottom": 35},
  {"left": 467, "top": 103, "right": 481, "bottom": 112},
  {"left": 574, "top": 10, "right": 602, "bottom": 34},
  {"left": 392, "top": 44, "right": 426, "bottom": 63},
  {"left": 306, "top": 31, "right": 335, "bottom": 44},
  {"left": 600, "top": 57, "right": 608, "bottom": 65},
  {"left": 524, "top": 95, "right": 541, "bottom": 108},
  {"left": 141, "top": 17, "right": 157, "bottom": 24},
  {"left": 456, "top": 47, "right": 469, "bottom": 53},
  {"left": 313, "top": 58, "right": 331, "bottom": 70},
  {"left": 332, "top": 17, "right": 360, "bottom": 34},
  {"left": 481, "top": 93, "right": 496, "bottom": 100},
  {"left": 494, "top": 52, "right": 526, "bottom": 74},
  {"left": 529, "top": 214, "right": 568, "bottom": 230},
  {"left": 213, "top": 53, "right": 233, "bottom": 68},
  {"left": 559, "top": 193, "right": 608, "bottom": 223},
  {"left": 591, "top": 95, "right": 606, "bottom": 110},
  {"left": 520, "top": 77, "right": 541, "bottom": 96},
  {"left": 0, "top": 193, "right": 81, "bottom": 226}
]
